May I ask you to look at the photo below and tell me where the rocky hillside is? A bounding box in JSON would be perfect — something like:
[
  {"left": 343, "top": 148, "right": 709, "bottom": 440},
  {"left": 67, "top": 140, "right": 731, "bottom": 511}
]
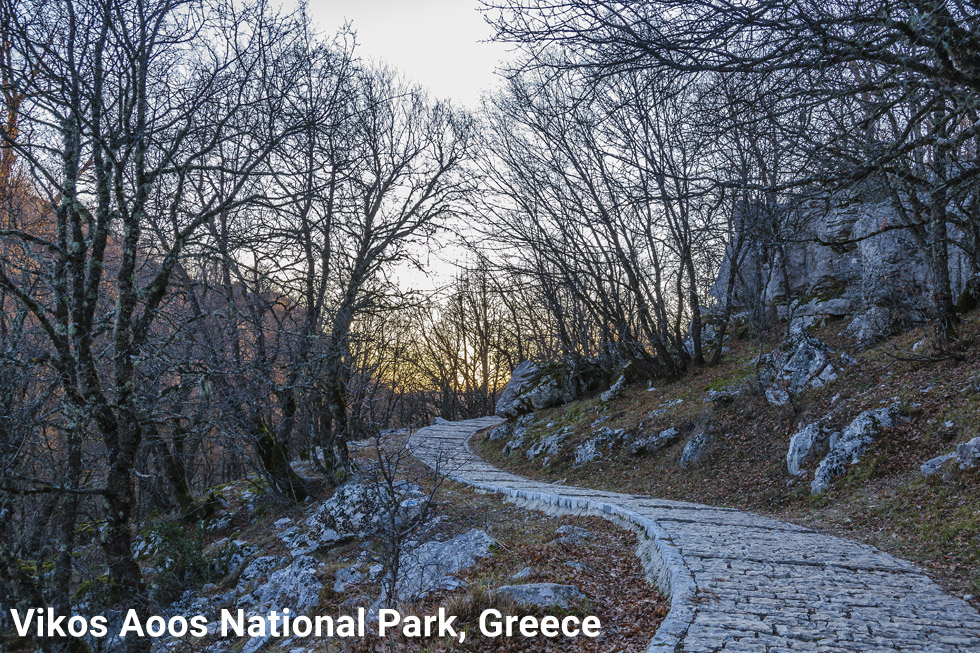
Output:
[
  {"left": 479, "top": 309, "right": 980, "bottom": 605},
  {"left": 26, "top": 434, "right": 665, "bottom": 653}
]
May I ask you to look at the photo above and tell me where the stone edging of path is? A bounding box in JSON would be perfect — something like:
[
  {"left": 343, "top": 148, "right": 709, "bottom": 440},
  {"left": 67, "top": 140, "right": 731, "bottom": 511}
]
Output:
[
  {"left": 409, "top": 417, "right": 694, "bottom": 651},
  {"left": 408, "top": 417, "right": 980, "bottom": 652}
]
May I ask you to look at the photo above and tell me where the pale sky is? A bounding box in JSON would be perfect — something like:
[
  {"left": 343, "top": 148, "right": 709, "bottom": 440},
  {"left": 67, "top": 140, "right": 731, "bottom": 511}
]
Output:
[{"left": 303, "top": 0, "right": 511, "bottom": 109}]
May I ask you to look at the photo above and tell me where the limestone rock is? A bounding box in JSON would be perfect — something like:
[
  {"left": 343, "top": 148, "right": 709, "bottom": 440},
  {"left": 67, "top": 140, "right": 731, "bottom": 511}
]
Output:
[
  {"left": 761, "top": 332, "right": 838, "bottom": 406},
  {"left": 843, "top": 306, "right": 895, "bottom": 348},
  {"left": 333, "top": 566, "right": 364, "bottom": 593},
  {"left": 600, "top": 374, "right": 626, "bottom": 402},
  {"left": 811, "top": 405, "right": 905, "bottom": 494},
  {"left": 573, "top": 427, "right": 625, "bottom": 466},
  {"left": 920, "top": 453, "right": 957, "bottom": 477},
  {"left": 957, "top": 437, "right": 980, "bottom": 470},
  {"left": 392, "top": 529, "right": 494, "bottom": 602},
  {"left": 526, "top": 428, "right": 566, "bottom": 464},
  {"left": 630, "top": 427, "right": 680, "bottom": 455},
  {"left": 495, "top": 361, "right": 561, "bottom": 418},
  {"left": 680, "top": 431, "right": 717, "bottom": 468},
  {"left": 495, "top": 583, "right": 586, "bottom": 609},
  {"left": 307, "top": 481, "right": 387, "bottom": 540},
  {"left": 307, "top": 479, "right": 423, "bottom": 543},
  {"left": 248, "top": 555, "right": 322, "bottom": 614},
  {"left": 786, "top": 422, "right": 833, "bottom": 477}
]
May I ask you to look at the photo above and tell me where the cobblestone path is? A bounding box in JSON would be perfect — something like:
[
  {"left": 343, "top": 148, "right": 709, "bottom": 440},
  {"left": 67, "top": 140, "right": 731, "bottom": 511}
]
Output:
[{"left": 408, "top": 417, "right": 980, "bottom": 652}]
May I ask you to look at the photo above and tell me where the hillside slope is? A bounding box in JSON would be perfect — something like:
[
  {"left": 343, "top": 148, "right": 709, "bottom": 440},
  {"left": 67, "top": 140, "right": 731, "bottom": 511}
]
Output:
[{"left": 478, "top": 312, "right": 980, "bottom": 605}]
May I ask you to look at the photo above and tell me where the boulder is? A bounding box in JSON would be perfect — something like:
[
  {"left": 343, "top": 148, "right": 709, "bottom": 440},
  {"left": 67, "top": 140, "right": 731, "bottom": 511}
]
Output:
[
  {"left": 307, "top": 481, "right": 388, "bottom": 540},
  {"left": 680, "top": 431, "right": 716, "bottom": 468},
  {"left": 495, "top": 583, "right": 586, "bottom": 609},
  {"left": 630, "top": 427, "right": 680, "bottom": 455},
  {"left": 811, "top": 405, "right": 904, "bottom": 494},
  {"left": 495, "top": 358, "right": 610, "bottom": 418},
  {"left": 761, "top": 332, "right": 838, "bottom": 406},
  {"left": 495, "top": 361, "right": 561, "bottom": 418},
  {"left": 786, "top": 422, "right": 833, "bottom": 477},
  {"left": 307, "top": 479, "right": 423, "bottom": 542},
  {"left": 392, "top": 529, "right": 494, "bottom": 602}
]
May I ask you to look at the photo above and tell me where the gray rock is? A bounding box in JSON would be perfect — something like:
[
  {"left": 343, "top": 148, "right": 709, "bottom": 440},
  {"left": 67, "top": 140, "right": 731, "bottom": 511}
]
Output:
[
  {"left": 921, "top": 453, "right": 957, "bottom": 477},
  {"left": 573, "top": 427, "right": 625, "bottom": 465},
  {"left": 957, "top": 437, "right": 980, "bottom": 470},
  {"left": 495, "top": 583, "right": 586, "bottom": 609},
  {"left": 680, "top": 431, "right": 716, "bottom": 468},
  {"left": 526, "top": 427, "right": 566, "bottom": 464},
  {"left": 786, "top": 422, "right": 833, "bottom": 477},
  {"left": 246, "top": 556, "right": 322, "bottom": 614},
  {"left": 811, "top": 405, "right": 904, "bottom": 494},
  {"left": 495, "top": 361, "right": 561, "bottom": 418},
  {"left": 600, "top": 374, "right": 626, "bottom": 402},
  {"left": 762, "top": 332, "right": 838, "bottom": 406},
  {"left": 631, "top": 426, "right": 680, "bottom": 455},
  {"left": 276, "top": 526, "right": 322, "bottom": 557},
  {"left": 237, "top": 555, "right": 287, "bottom": 595},
  {"left": 306, "top": 480, "right": 389, "bottom": 540},
  {"left": 333, "top": 566, "right": 364, "bottom": 593},
  {"left": 843, "top": 306, "right": 895, "bottom": 348},
  {"left": 510, "top": 567, "right": 533, "bottom": 580},
  {"left": 500, "top": 414, "right": 534, "bottom": 457},
  {"left": 392, "top": 529, "right": 494, "bottom": 602}
]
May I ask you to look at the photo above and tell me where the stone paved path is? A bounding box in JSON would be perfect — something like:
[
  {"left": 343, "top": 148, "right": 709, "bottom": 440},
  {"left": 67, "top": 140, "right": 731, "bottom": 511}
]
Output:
[{"left": 408, "top": 417, "right": 980, "bottom": 652}]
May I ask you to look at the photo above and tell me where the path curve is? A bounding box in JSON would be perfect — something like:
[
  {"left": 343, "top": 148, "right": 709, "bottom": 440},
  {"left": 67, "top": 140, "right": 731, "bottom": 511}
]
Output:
[{"left": 409, "top": 417, "right": 980, "bottom": 652}]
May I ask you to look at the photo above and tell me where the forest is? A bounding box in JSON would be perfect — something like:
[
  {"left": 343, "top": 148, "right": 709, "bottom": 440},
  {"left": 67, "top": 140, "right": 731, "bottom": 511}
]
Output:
[{"left": 1, "top": 0, "right": 978, "bottom": 651}]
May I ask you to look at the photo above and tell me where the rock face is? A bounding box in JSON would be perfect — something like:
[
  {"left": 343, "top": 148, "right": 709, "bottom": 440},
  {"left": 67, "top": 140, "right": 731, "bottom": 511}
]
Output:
[
  {"left": 712, "top": 202, "right": 973, "bottom": 345},
  {"left": 811, "top": 405, "right": 905, "bottom": 494},
  {"left": 392, "top": 529, "right": 494, "bottom": 602},
  {"left": 760, "top": 331, "right": 839, "bottom": 406},
  {"left": 495, "top": 583, "right": 586, "bottom": 609}
]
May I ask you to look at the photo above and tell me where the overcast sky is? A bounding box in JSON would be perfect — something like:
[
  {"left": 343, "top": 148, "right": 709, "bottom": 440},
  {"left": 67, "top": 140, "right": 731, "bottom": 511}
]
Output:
[{"left": 303, "top": 0, "right": 511, "bottom": 109}]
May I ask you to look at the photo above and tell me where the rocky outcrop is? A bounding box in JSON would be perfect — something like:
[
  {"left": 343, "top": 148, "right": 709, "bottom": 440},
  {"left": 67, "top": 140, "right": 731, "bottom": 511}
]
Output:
[
  {"left": 921, "top": 437, "right": 980, "bottom": 478},
  {"left": 712, "top": 202, "right": 973, "bottom": 345},
  {"left": 495, "top": 583, "right": 586, "bottom": 609},
  {"left": 390, "top": 529, "right": 494, "bottom": 602},
  {"left": 786, "top": 422, "right": 832, "bottom": 477},
  {"left": 680, "top": 431, "right": 717, "bottom": 468},
  {"left": 811, "top": 405, "right": 906, "bottom": 494},
  {"left": 760, "top": 330, "right": 840, "bottom": 405},
  {"left": 495, "top": 358, "right": 610, "bottom": 418},
  {"left": 631, "top": 426, "right": 681, "bottom": 455},
  {"left": 574, "top": 427, "right": 626, "bottom": 465}
]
